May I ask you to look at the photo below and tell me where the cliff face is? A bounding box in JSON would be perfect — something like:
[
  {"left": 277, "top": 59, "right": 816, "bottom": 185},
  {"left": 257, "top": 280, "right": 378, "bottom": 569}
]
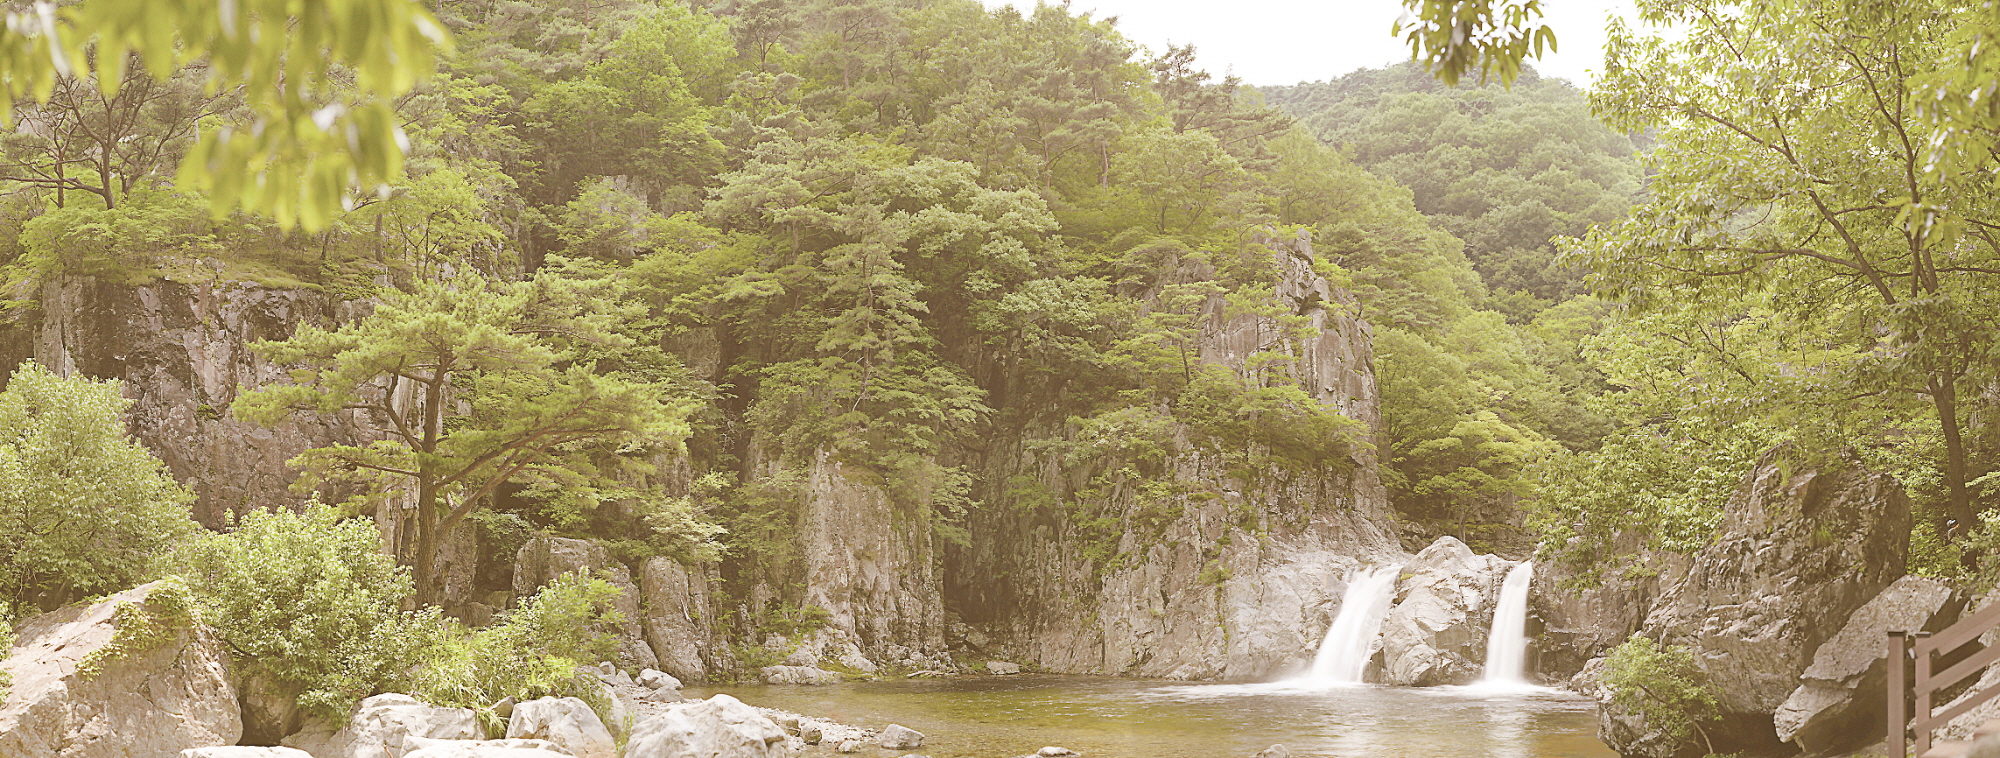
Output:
[
  {"left": 0, "top": 277, "right": 370, "bottom": 527},
  {"left": 1, "top": 231, "right": 1403, "bottom": 681},
  {"left": 943, "top": 232, "right": 1403, "bottom": 679}
]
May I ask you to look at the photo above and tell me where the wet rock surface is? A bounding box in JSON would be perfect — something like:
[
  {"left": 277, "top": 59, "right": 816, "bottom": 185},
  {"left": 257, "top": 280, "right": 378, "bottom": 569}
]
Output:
[{"left": 1377, "top": 536, "right": 1508, "bottom": 686}]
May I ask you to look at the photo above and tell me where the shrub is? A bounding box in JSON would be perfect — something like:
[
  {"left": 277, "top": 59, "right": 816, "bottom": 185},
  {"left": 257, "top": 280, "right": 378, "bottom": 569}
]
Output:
[
  {"left": 160, "top": 504, "right": 415, "bottom": 723},
  {"left": 1602, "top": 634, "right": 1722, "bottom": 755},
  {"left": 400, "top": 571, "right": 623, "bottom": 716},
  {"left": 0, "top": 361, "right": 199, "bottom": 614}
]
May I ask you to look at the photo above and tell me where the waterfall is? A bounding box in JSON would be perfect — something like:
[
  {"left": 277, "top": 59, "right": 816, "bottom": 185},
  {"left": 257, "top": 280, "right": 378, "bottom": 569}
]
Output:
[
  {"left": 1480, "top": 560, "right": 1535, "bottom": 685},
  {"left": 1306, "top": 565, "right": 1401, "bottom": 683}
]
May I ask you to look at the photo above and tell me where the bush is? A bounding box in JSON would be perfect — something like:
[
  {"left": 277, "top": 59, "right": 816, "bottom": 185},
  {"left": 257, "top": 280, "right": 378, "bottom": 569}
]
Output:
[
  {"left": 0, "top": 361, "right": 199, "bottom": 614},
  {"left": 400, "top": 571, "right": 623, "bottom": 717},
  {"left": 1602, "top": 634, "right": 1722, "bottom": 755},
  {"left": 160, "top": 504, "right": 416, "bottom": 723}
]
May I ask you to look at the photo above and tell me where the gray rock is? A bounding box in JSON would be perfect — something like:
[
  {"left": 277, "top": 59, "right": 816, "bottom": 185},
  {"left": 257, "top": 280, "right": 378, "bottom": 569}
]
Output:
[
  {"left": 402, "top": 741, "right": 573, "bottom": 758},
  {"left": 800, "top": 723, "right": 824, "bottom": 744},
  {"left": 514, "top": 537, "right": 658, "bottom": 671},
  {"left": 1775, "top": 575, "right": 1955, "bottom": 754},
  {"left": 640, "top": 686, "right": 686, "bottom": 703},
  {"left": 0, "top": 582, "right": 242, "bottom": 758},
  {"left": 282, "top": 694, "right": 479, "bottom": 758},
  {"left": 638, "top": 668, "right": 682, "bottom": 691},
  {"left": 1607, "top": 451, "right": 1913, "bottom": 758},
  {"left": 625, "top": 694, "right": 786, "bottom": 758},
  {"left": 638, "top": 557, "right": 715, "bottom": 683},
  {"left": 986, "top": 661, "right": 1022, "bottom": 675},
  {"left": 1039, "top": 748, "right": 1080, "bottom": 757},
  {"left": 836, "top": 740, "right": 865, "bottom": 754},
  {"left": 1253, "top": 746, "right": 1291, "bottom": 758},
  {"left": 759, "top": 665, "right": 842, "bottom": 685},
  {"left": 492, "top": 697, "right": 517, "bottom": 718},
  {"left": 1378, "top": 536, "right": 1509, "bottom": 686},
  {"left": 879, "top": 724, "right": 925, "bottom": 749},
  {"left": 506, "top": 697, "right": 615, "bottom": 758},
  {"left": 182, "top": 749, "right": 316, "bottom": 758}
]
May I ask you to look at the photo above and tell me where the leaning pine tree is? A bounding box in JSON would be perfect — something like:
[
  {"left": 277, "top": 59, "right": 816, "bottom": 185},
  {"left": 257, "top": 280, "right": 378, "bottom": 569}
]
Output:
[{"left": 235, "top": 268, "right": 699, "bottom": 606}]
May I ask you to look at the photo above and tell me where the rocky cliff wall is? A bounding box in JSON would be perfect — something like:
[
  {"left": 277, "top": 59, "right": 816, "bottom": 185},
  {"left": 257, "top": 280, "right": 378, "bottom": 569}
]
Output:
[
  {"left": 0, "top": 277, "right": 372, "bottom": 527},
  {"left": 942, "top": 231, "right": 1405, "bottom": 680}
]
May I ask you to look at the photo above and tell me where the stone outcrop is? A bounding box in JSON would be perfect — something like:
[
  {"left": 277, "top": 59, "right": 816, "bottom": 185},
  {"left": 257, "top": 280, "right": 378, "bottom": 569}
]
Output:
[
  {"left": 794, "top": 450, "right": 951, "bottom": 671},
  {"left": 0, "top": 277, "right": 373, "bottom": 528},
  {"left": 638, "top": 557, "right": 717, "bottom": 682},
  {"left": 0, "top": 581, "right": 242, "bottom": 758},
  {"left": 625, "top": 694, "right": 787, "bottom": 758},
  {"left": 506, "top": 697, "right": 614, "bottom": 758},
  {"left": 1775, "top": 575, "right": 1956, "bottom": 754},
  {"left": 514, "top": 536, "right": 657, "bottom": 671},
  {"left": 1590, "top": 451, "right": 1914, "bottom": 758},
  {"left": 944, "top": 231, "right": 1403, "bottom": 680},
  {"left": 282, "top": 694, "right": 479, "bottom": 758},
  {"left": 182, "top": 748, "right": 317, "bottom": 758},
  {"left": 1377, "top": 536, "right": 1510, "bottom": 686}
]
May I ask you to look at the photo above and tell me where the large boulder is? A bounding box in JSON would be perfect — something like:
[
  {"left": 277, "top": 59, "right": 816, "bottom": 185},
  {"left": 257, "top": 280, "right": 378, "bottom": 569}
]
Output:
[
  {"left": 1774, "top": 575, "right": 1956, "bottom": 754},
  {"left": 625, "top": 694, "right": 786, "bottom": 758},
  {"left": 1613, "top": 451, "right": 1911, "bottom": 757},
  {"left": 505, "top": 697, "right": 614, "bottom": 758},
  {"left": 282, "top": 694, "right": 479, "bottom": 758},
  {"left": 1377, "top": 536, "right": 1509, "bottom": 686},
  {"left": 0, "top": 581, "right": 242, "bottom": 758},
  {"left": 515, "top": 536, "right": 657, "bottom": 671},
  {"left": 638, "top": 557, "right": 714, "bottom": 682}
]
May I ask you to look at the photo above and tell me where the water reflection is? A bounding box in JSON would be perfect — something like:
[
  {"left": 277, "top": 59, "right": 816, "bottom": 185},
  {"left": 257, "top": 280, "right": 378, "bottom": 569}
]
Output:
[{"left": 689, "top": 675, "right": 1614, "bottom": 758}]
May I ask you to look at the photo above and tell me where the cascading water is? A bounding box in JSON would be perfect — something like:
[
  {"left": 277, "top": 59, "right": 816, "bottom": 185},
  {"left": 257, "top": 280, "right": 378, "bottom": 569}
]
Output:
[
  {"left": 1479, "top": 560, "right": 1535, "bottom": 685},
  {"left": 1305, "top": 565, "right": 1402, "bottom": 683}
]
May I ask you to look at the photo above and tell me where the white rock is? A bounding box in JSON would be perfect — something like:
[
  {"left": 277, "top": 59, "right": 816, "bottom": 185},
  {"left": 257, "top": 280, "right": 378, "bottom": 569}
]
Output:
[
  {"left": 282, "top": 693, "right": 479, "bottom": 758},
  {"left": 403, "top": 740, "right": 573, "bottom": 758},
  {"left": 836, "top": 740, "right": 865, "bottom": 754},
  {"left": 0, "top": 582, "right": 242, "bottom": 758},
  {"left": 986, "top": 661, "right": 1022, "bottom": 675},
  {"left": 1038, "top": 747, "right": 1080, "bottom": 757},
  {"left": 879, "top": 724, "right": 925, "bottom": 749},
  {"left": 506, "top": 697, "right": 615, "bottom": 758},
  {"left": 626, "top": 695, "right": 787, "bottom": 758},
  {"left": 181, "top": 749, "right": 317, "bottom": 758},
  {"left": 637, "top": 668, "right": 683, "bottom": 690}
]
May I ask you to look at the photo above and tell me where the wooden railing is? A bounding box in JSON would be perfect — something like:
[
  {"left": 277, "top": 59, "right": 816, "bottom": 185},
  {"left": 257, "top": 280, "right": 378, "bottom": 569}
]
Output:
[{"left": 1891, "top": 599, "right": 2000, "bottom": 757}]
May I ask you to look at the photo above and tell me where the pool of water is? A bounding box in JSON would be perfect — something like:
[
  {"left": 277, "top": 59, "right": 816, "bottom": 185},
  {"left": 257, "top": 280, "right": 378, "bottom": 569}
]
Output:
[{"left": 689, "top": 676, "right": 1615, "bottom": 758}]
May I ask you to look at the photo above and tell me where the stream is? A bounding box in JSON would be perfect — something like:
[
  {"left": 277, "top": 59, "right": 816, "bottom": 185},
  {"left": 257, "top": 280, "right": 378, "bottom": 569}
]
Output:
[{"left": 689, "top": 675, "right": 1615, "bottom": 758}]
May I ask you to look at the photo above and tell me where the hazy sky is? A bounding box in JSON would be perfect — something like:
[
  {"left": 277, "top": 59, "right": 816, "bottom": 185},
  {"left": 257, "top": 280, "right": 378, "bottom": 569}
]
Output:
[{"left": 979, "top": 0, "right": 1637, "bottom": 88}]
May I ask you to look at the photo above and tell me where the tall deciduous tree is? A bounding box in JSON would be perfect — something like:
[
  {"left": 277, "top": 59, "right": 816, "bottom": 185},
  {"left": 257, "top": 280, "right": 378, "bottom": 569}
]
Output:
[
  {"left": 234, "top": 271, "right": 699, "bottom": 605},
  {"left": 1569, "top": 0, "right": 2000, "bottom": 527}
]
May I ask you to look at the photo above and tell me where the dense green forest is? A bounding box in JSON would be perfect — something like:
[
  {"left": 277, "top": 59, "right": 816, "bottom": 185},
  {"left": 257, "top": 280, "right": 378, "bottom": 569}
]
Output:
[{"left": 0, "top": 0, "right": 1996, "bottom": 725}]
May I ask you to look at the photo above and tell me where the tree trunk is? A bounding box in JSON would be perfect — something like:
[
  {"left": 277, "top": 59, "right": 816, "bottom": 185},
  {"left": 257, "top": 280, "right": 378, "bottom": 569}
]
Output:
[{"left": 1934, "top": 377, "right": 1976, "bottom": 530}]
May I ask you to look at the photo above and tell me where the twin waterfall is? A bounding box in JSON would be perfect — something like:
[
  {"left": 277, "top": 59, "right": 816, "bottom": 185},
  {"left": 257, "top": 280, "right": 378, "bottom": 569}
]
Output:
[{"left": 1301, "top": 560, "right": 1535, "bottom": 687}]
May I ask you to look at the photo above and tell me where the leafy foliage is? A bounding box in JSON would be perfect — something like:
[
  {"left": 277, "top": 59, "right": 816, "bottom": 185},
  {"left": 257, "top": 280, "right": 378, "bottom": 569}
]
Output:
[
  {"left": 0, "top": 362, "right": 198, "bottom": 615},
  {"left": 0, "top": 0, "right": 451, "bottom": 227},
  {"left": 400, "top": 571, "right": 622, "bottom": 715},
  {"left": 161, "top": 504, "right": 416, "bottom": 722},
  {"left": 1602, "top": 634, "right": 1723, "bottom": 755},
  {"left": 235, "top": 269, "right": 702, "bottom": 604}
]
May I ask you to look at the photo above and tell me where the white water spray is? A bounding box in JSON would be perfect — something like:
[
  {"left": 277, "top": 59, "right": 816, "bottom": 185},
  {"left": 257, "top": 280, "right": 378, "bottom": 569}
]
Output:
[
  {"left": 1480, "top": 561, "right": 1535, "bottom": 685},
  {"left": 1306, "top": 565, "right": 1401, "bottom": 683}
]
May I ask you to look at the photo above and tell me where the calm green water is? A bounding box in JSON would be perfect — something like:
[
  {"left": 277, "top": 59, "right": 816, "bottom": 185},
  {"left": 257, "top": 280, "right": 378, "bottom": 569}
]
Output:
[{"left": 690, "top": 676, "right": 1615, "bottom": 758}]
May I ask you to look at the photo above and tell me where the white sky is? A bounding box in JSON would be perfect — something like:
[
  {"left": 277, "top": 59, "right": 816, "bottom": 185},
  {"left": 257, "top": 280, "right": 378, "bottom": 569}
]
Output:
[{"left": 980, "top": 0, "right": 1638, "bottom": 88}]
